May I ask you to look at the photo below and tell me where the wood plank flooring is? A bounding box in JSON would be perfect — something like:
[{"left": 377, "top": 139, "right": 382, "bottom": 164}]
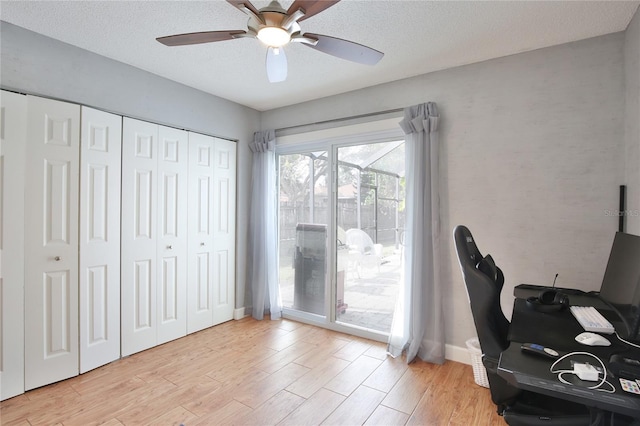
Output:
[{"left": 0, "top": 317, "right": 504, "bottom": 425}]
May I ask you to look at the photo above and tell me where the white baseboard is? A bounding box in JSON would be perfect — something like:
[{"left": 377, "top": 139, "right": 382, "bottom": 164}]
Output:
[
  {"left": 445, "top": 344, "right": 472, "bottom": 365},
  {"left": 233, "top": 307, "right": 246, "bottom": 320}
]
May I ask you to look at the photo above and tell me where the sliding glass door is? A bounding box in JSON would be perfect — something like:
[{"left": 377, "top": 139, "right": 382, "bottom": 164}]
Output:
[
  {"left": 277, "top": 138, "right": 405, "bottom": 336},
  {"left": 335, "top": 142, "right": 405, "bottom": 332}
]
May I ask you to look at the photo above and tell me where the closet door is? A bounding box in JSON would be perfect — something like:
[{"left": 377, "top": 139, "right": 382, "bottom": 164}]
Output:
[
  {"left": 187, "top": 133, "right": 215, "bottom": 333},
  {"left": 79, "top": 107, "right": 122, "bottom": 373},
  {"left": 156, "top": 126, "right": 188, "bottom": 344},
  {"left": 24, "top": 96, "right": 80, "bottom": 390},
  {"left": 121, "top": 118, "right": 157, "bottom": 356},
  {"left": 212, "top": 139, "right": 236, "bottom": 325},
  {"left": 0, "top": 90, "right": 26, "bottom": 400}
]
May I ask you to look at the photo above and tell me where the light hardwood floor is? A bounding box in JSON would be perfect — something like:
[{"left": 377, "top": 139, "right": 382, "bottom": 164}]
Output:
[{"left": 1, "top": 317, "right": 504, "bottom": 425}]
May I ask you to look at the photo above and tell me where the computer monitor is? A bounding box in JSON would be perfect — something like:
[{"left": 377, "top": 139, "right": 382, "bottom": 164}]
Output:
[{"left": 598, "top": 232, "right": 640, "bottom": 343}]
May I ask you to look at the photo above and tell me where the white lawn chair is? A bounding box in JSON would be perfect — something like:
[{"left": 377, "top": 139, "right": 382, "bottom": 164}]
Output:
[{"left": 345, "top": 228, "right": 383, "bottom": 278}]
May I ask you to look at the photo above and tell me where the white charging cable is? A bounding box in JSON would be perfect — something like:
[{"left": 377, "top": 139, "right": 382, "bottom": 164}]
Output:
[
  {"left": 550, "top": 351, "right": 615, "bottom": 393},
  {"left": 614, "top": 331, "right": 640, "bottom": 349}
]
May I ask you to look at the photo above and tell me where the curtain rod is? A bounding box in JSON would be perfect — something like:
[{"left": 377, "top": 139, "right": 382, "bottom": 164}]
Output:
[{"left": 275, "top": 107, "right": 404, "bottom": 133}]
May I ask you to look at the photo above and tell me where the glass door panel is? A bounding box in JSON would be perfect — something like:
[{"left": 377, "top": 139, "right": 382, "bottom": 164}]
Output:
[
  {"left": 278, "top": 152, "right": 328, "bottom": 316},
  {"left": 335, "top": 142, "right": 405, "bottom": 333}
]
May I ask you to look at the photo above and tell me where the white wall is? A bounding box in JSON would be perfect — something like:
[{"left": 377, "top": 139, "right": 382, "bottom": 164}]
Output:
[
  {"left": 262, "top": 33, "right": 627, "bottom": 348},
  {"left": 625, "top": 8, "right": 640, "bottom": 235},
  {"left": 0, "top": 21, "right": 260, "bottom": 308}
]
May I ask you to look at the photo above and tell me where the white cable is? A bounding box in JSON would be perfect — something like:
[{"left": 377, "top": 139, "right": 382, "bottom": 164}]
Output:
[
  {"left": 550, "top": 351, "right": 615, "bottom": 393},
  {"left": 614, "top": 331, "right": 640, "bottom": 349}
]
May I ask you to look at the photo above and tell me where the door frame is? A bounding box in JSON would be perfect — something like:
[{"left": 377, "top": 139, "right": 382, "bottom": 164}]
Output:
[{"left": 275, "top": 123, "right": 404, "bottom": 342}]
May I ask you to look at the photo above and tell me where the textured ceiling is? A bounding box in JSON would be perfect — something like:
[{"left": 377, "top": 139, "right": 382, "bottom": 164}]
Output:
[{"left": 1, "top": 1, "right": 638, "bottom": 111}]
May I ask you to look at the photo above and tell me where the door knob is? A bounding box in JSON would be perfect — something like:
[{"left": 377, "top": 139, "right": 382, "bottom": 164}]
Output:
[
  {"left": 167, "top": 245, "right": 173, "bottom": 250},
  {"left": 54, "top": 256, "right": 61, "bottom": 261},
  {"left": 200, "top": 242, "right": 205, "bottom": 246}
]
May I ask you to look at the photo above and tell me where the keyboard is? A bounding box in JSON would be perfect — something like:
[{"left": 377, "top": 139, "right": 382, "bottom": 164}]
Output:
[{"left": 569, "top": 306, "right": 615, "bottom": 334}]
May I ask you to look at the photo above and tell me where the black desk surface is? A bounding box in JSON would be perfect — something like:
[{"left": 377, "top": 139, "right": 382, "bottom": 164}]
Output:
[{"left": 498, "top": 294, "right": 640, "bottom": 418}]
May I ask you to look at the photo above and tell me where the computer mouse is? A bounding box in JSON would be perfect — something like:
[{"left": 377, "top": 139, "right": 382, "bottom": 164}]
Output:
[{"left": 575, "top": 332, "right": 611, "bottom": 346}]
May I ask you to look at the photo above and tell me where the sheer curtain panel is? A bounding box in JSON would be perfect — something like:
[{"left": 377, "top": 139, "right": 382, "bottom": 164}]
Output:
[
  {"left": 248, "top": 130, "right": 282, "bottom": 320},
  {"left": 388, "top": 103, "right": 444, "bottom": 364}
]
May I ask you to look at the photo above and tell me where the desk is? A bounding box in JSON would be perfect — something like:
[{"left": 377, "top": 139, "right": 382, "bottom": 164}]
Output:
[{"left": 498, "top": 293, "right": 640, "bottom": 419}]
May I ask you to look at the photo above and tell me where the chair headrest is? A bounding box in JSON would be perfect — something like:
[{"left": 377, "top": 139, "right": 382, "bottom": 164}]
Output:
[{"left": 453, "top": 225, "right": 483, "bottom": 266}]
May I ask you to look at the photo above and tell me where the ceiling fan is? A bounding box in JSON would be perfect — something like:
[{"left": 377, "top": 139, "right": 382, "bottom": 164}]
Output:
[{"left": 156, "top": 0, "right": 384, "bottom": 83}]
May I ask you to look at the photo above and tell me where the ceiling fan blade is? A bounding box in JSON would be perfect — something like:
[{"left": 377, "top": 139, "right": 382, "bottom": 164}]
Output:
[
  {"left": 266, "top": 47, "right": 287, "bottom": 83},
  {"left": 226, "top": 0, "right": 260, "bottom": 16},
  {"left": 157, "top": 30, "right": 247, "bottom": 46},
  {"left": 287, "top": 0, "right": 340, "bottom": 21},
  {"left": 303, "top": 33, "right": 384, "bottom": 65}
]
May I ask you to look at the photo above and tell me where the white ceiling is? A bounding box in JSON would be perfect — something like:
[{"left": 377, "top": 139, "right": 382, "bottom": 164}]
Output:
[{"left": 1, "top": 1, "right": 638, "bottom": 111}]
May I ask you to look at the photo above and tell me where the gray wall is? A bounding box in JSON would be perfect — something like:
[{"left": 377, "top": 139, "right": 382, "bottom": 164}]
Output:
[
  {"left": 0, "top": 21, "right": 260, "bottom": 308},
  {"left": 262, "top": 32, "right": 627, "bottom": 348},
  {"left": 625, "top": 9, "right": 640, "bottom": 235}
]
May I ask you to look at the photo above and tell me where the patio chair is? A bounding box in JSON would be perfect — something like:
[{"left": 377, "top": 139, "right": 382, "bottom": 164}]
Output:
[{"left": 345, "top": 228, "right": 383, "bottom": 277}]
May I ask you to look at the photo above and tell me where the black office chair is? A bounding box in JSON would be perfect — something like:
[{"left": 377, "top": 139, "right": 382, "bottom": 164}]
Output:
[{"left": 453, "top": 225, "right": 593, "bottom": 425}]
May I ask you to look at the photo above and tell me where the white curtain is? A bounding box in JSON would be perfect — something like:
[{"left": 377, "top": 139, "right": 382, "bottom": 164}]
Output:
[
  {"left": 388, "top": 103, "right": 444, "bottom": 364},
  {"left": 248, "top": 130, "right": 282, "bottom": 320}
]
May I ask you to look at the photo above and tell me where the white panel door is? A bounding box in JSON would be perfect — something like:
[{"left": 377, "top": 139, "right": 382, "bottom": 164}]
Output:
[
  {"left": 24, "top": 95, "right": 80, "bottom": 390},
  {"left": 156, "top": 126, "right": 188, "bottom": 344},
  {"left": 187, "top": 133, "right": 215, "bottom": 333},
  {"left": 212, "top": 138, "right": 236, "bottom": 326},
  {"left": 121, "top": 118, "right": 157, "bottom": 356},
  {"left": 0, "top": 90, "right": 26, "bottom": 400},
  {"left": 79, "top": 107, "right": 122, "bottom": 373}
]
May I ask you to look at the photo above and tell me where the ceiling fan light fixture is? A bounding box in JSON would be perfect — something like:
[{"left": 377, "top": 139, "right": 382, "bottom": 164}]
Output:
[{"left": 257, "top": 26, "right": 290, "bottom": 47}]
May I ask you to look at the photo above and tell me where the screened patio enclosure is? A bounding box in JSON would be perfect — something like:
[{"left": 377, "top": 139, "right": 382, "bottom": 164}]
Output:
[{"left": 278, "top": 140, "right": 406, "bottom": 333}]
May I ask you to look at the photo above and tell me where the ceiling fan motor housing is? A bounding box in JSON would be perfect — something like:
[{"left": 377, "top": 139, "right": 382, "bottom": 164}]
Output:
[{"left": 248, "top": 0, "right": 304, "bottom": 46}]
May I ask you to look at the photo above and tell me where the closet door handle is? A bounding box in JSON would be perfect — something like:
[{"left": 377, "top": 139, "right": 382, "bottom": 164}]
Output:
[
  {"left": 167, "top": 245, "right": 173, "bottom": 250},
  {"left": 54, "top": 256, "right": 62, "bottom": 261},
  {"left": 200, "top": 242, "right": 205, "bottom": 247}
]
